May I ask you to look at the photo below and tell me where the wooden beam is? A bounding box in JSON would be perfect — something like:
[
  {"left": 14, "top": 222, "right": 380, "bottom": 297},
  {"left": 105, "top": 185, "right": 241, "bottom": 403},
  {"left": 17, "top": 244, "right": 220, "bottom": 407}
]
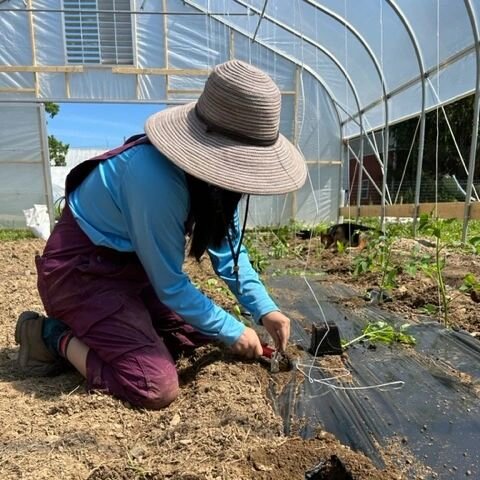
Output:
[
  {"left": 229, "top": 29, "right": 235, "bottom": 60},
  {"left": 27, "top": 0, "right": 39, "bottom": 96},
  {"left": 0, "top": 65, "right": 84, "bottom": 73},
  {"left": 166, "top": 88, "right": 297, "bottom": 95},
  {"left": 65, "top": 72, "right": 71, "bottom": 99},
  {"left": 163, "top": 0, "right": 169, "bottom": 98},
  {"left": 305, "top": 160, "right": 342, "bottom": 165},
  {"left": 291, "top": 66, "right": 301, "bottom": 219},
  {"left": 0, "top": 87, "right": 35, "bottom": 93},
  {"left": 167, "top": 88, "right": 204, "bottom": 95},
  {"left": 0, "top": 65, "right": 213, "bottom": 76},
  {"left": 339, "top": 202, "right": 480, "bottom": 220},
  {"left": 112, "top": 67, "right": 210, "bottom": 76}
]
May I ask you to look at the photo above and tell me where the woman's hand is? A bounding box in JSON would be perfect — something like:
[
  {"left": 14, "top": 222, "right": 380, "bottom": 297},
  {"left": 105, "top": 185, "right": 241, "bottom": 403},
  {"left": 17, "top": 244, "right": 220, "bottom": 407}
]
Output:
[
  {"left": 231, "top": 327, "right": 263, "bottom": 359},
  {"left": 261, "top": 311, "right": 290, "bottom": 351}
]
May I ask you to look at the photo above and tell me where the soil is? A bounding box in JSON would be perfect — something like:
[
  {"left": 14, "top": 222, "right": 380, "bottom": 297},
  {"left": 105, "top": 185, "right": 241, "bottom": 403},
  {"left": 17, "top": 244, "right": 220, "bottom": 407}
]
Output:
[{"left": 0, "top": 239, "right": 419, "bottom": 479}]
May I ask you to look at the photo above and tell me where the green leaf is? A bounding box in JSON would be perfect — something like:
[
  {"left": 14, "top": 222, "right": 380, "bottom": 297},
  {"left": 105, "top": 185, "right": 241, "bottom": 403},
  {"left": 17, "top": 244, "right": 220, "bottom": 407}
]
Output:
[
  {"left": 469, "top": 236, "right": 480, "bottom": 246},
  {"left": 232, "top": 304, "right": 242, "bottom": 319},
  {"left": 206, "top": 278, "right": 218, "bottom": 287}
]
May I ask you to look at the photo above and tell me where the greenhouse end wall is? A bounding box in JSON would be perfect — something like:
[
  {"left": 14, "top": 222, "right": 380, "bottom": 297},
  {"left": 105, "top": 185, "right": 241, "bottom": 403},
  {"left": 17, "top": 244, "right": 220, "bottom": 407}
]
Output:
[{"left": 0, "top": 103, "right": 53, "bottom": 229}]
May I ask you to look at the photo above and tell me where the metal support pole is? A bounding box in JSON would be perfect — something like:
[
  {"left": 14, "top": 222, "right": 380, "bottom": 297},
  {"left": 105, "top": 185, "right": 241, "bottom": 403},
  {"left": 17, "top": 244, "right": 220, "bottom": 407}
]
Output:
[
  {"left": 229, "top": 30, "right": 235, "bottom": 59},
  {"left": 38, "top": 104, "right": 55, "bottom": 231},
  {"left": 163, "top": 0, "right": 169, "bottom": 100},
  {"left": 0, "top": 7, "right": 252, "bottom": 16},
  {"left": 347, "top": 144, "right": 384, "bottom": 198},
  {"left": 27, "top": 0, "right": 39, "bottom": 97},
  {"left": 252, "top": 0, "right": 269, "bottom": 42},
  {"left": 355, "top": 120, "right": 365, "bottom": 219},
  {"left": 339, "top": 136, "right": 346, "bottom": 222},
  {"left": 291, "top": 66, "right": 301, "bottom": 220},
  {"left": 462, "top": 0, "right": 480, "bottom": 242},
  {"left": 386, "top": 1, "right": 426, "bottom": 236},
  {"left": 304, "top": 0, "right": 390, "bottom": 223}
]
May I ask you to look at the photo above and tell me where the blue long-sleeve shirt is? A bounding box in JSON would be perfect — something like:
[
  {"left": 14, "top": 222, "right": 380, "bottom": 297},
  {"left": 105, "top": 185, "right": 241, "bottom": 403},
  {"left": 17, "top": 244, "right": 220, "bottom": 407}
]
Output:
[{"left": 68, "top": 143, "right": 278, "bottom": 345}]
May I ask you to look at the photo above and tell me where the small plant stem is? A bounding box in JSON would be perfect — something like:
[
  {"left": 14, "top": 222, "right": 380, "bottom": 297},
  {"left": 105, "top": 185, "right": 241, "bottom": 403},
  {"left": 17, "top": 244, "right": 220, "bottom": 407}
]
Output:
[
  {"left": 379, "top": 240, "right": 390, "bottom": 294},
  {"left": 342, "top": 326, "right": 391, "bottom": 348},
  {"left": 342, "top": 333, "right": 368, "bottom": 349},
  {"left": 435, "top": 235, "right": 448, "bottom": 327}
]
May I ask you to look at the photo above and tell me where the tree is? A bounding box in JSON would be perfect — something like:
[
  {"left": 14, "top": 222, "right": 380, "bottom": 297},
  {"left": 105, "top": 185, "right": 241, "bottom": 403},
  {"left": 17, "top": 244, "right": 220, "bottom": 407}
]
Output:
[
  {"left": 44, "top": 102, "right": 69, "bottom": 166},
  {"left": 48, "top": 135, "right": 69, "bottom": 167},
  {"left": 44, "top": 102, "right": 60, "bottom": 119},
  {"left": 387, "top": 95, "right": 480, "bottom": 202},
  {"left": 391, "top": 95, "right": 480, "bottom": 182}
]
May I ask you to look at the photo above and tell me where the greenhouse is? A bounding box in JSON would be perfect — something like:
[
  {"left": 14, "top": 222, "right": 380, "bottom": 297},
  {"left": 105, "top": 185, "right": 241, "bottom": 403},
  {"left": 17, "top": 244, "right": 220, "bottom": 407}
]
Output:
[
  {"left": 0, "top": 1, "right": 479, "bottom": 479},
  {"left": 1, "top": 0, "right": 479, "bottom": 231}
]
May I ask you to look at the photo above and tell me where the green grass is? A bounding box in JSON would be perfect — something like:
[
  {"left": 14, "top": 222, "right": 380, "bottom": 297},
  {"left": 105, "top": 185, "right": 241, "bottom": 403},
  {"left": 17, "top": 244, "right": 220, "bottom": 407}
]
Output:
[{"left": 0, "top": 229, "right": 35, "bottom": 241}]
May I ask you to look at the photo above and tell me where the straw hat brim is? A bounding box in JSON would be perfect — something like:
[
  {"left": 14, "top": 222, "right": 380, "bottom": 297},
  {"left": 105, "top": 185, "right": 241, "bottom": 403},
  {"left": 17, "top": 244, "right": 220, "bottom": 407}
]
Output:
[{"left": 144, "top": 102, "right": 307, "bottom": 195}]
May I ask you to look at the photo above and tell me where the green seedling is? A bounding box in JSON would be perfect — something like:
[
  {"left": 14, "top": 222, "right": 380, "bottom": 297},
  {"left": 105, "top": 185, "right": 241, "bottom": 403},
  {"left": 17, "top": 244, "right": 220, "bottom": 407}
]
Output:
[
  {"left": 336, "top": 240, "right": 346, "bottom": 254},
  {"left": 271, "top": 238, "right": 290, "bottom": 259},
  {"left": 244, "top": 234, "right": 270, "bottom": 273},
  {"left": 402, "top": 245, "right": 423, "bottom": 277},
  {"left": 459, "top": 273, "right": 480, "bottom": 293},
  {"left": 352, "top": 229, "right": 399, "bottom": 299},
  {"left": 419, "top": 303, "right": 439, "bottom": 316},
  {"left": 460, "top": 273, "right": 480, "bottom": 302},
  {"left": 206, "top": 278, "right": 219, "bottom": 288},
  {"left": 202, "top": 277, "right": 234, "bottom": 300},
  {"left": 418, "top": 213, "right": 452, "bottom": 327},
  {"left": 468, "top": 236, "right": 480, "bottom": 255},
  {"left": 342, "top": 321, "right": 416, "bottom": 349}
]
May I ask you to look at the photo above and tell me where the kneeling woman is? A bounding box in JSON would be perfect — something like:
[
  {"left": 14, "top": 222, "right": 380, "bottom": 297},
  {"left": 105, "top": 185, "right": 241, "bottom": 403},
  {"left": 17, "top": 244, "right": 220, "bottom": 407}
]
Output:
[{"left": 16, "top": 60, "right": 307, "bottom": 409}]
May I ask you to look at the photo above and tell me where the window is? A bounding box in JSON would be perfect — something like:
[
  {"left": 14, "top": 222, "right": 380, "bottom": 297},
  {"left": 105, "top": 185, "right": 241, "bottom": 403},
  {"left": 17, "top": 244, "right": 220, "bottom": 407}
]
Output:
[
  {"left": 361, "top": 178, "right": 369, "bottom": 200},
  {"left": 64, "top": 0, "right": 134, "bottom": 65}
]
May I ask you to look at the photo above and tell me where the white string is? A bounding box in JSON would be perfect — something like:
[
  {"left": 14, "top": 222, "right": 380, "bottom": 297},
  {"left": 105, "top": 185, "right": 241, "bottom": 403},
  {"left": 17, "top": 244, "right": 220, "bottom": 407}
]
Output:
[
  {"left": 296, "top": 276, "right": 406, "bottom": 392},
  {"left": 435, "top": 0, "right": 440, "bottom": 215},
  {"left": 294, "top": 0, "right": 324, "bottom": 276},
  {"left": 393, "top": 116, "right": 421, "bottom": 204},
  {"left": 344, "top": 0, "right": 353, "bottom": 221},
  {"left": 206, "top": 0, "right": 211, "bottom": 70},
  {"left": 426, "top": 77, "right": 480, "bottom": 201},
  {"left": 247, "top": 5, "right": 252, "bottom": 64}
]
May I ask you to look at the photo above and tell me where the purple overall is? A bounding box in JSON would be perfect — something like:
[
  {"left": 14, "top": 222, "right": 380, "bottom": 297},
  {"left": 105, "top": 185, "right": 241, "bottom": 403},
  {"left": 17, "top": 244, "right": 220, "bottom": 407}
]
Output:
[{"left": 35, "top": 136, "right": 210, "bottom": 409}]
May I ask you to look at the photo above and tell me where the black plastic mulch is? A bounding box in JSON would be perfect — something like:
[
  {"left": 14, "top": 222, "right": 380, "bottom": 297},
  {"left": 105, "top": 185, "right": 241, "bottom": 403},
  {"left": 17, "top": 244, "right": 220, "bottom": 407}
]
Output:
[{"left": 266, "top": 276, "right": 480, "bottom": 479}]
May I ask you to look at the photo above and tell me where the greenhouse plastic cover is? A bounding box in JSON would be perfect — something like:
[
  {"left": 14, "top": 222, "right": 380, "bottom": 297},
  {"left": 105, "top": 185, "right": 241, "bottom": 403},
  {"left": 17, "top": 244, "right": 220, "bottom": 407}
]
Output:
[
  {"left": 0, "top": 103, "right": 53, "bottom": 228},
  {"left": 1, "top": 0, "right": 479, "bottom": 225}
]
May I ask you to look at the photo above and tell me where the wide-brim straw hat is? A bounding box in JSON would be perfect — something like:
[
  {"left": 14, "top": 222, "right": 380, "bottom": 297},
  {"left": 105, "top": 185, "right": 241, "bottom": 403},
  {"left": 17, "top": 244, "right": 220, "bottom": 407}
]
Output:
[{"left": 145, "top": 60, "right": 307, "bottom": 195}]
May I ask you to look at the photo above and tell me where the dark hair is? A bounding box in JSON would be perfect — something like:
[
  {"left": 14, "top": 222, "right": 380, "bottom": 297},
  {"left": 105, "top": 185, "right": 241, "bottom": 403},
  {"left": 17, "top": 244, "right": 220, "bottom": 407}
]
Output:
[{"left": 185, "top": 173, "right": 243, "bottom": 261}]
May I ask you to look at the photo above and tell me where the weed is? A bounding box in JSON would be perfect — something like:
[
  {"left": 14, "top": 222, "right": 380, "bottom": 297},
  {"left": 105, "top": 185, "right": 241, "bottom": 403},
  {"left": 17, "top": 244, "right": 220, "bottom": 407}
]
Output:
[
  {"left": 243, "top": 234, "right": 269, "bottom": 273},
  {"left": 201, "top": 277, "right": 234, "bottom": 299},
  {"left": 0, "top": 229, "right": 35, "bottom": 241},
  {"left": 53, "top": 197, "right": 65, "bottom": 220},
  {"left": 419, "top": 303, "right": 439, "bottom": 316},
  {"left": 271, "top": 238, "right": 290, "bottom": 259},
  {"left": 336, "top": 240, "right": 346, "bottom": 254},
  {"left": 467, "top": 236, "right": 480, "bottom": 255},
  {"left": 460, "top": 273, "right": 480, "bottom": 294},
  {"left": 403, "top": 257, "right": 421, "bottom": 277}
]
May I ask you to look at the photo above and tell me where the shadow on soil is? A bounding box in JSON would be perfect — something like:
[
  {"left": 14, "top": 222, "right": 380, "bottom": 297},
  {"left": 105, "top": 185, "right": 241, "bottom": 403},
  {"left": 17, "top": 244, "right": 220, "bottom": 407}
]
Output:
[
  {"left": 0, "top": 346, "right": 85, "bottom": 400},
  {"left": 0, "top": 345, "right": 263, "bottom": 402},
  {"left": 177, "top": 346, "right": 268, "bottom": 386}
]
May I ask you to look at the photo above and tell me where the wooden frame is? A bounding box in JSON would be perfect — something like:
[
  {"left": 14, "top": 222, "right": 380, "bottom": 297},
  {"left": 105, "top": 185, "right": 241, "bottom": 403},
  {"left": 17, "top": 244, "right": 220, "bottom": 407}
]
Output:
[{"left": 339, "top": 202, "right": 480, "bottom": 220}]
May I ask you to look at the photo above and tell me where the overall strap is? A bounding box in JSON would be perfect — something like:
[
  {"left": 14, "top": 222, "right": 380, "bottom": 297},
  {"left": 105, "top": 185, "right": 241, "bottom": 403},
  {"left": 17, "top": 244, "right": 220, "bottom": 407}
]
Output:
[{"left": 65, "top": 135, "right": 151, "bottom": 195}]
